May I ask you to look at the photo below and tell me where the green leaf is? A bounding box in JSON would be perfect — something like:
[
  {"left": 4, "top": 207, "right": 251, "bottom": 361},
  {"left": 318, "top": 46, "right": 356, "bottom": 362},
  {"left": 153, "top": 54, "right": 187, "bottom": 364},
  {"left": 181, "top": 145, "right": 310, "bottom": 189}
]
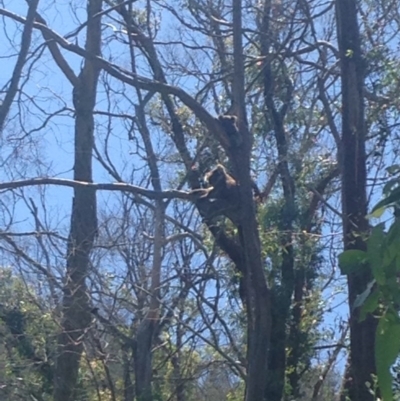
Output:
[
  {"left": 372, "top": 187, "right": 400, "bottom": 214},
  {"left": 367, "top": 224, "right": 386, "bottom": 284},
  {"left": 376, "top": 313, "right": 400, "bottom": 401},
  {"left": 368, "top": 206, "right": 386, "bottom": 219},
  {"left": 383, "top": 179, "right": 400, "bottom": 193},
  {"left": 338, "top": 249, "right": 367, "bottom": 275},
  {"left": 387, "top": 220, "right": 400, "bottom": 245},
  {"left": 359, "top": 289, "right": 379, "bottom": 321},
  {"left": 382, "top": 222, "right": 400, "bottom": 268},
  {"left": 353, "top": 280, "right": 376, "bottom": 310},
  {"left": 385, "top": 165, "right": 400, "bottom": 176}
]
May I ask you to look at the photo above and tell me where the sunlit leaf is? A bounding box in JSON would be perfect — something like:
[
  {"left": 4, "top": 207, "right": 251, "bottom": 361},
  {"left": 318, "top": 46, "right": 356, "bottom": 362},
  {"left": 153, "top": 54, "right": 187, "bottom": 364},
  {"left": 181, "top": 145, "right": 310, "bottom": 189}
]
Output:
[
  {"left": 372, "top": 187, "right": 400, "bottom": 214},
  {"left": 360, "top": 289, "right": 379, "bottom": 321},
  {"left": 353, "top": 280, "right": 376, "bottom": 310}
]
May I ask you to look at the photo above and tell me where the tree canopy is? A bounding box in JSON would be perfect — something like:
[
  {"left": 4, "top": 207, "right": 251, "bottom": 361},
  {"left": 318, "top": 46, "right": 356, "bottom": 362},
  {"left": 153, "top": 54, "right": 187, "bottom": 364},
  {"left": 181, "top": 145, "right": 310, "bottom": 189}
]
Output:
[{"left": 1, "top": 1, "right": 400, "bottom": 401}]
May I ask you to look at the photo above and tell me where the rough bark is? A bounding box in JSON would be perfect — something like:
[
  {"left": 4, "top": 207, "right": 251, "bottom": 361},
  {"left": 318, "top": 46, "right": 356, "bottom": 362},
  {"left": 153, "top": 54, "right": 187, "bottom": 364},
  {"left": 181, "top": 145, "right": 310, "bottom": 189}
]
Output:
[
  {"left": 335, "top": 1, "right": 377, "bottom": 400},
  {"left": 231, "top": 1, "right": 272, "bottom": 401},
  {"left": 53, "top": 1, "right": 102, "bottom": 400},
  {"left": 258, "top": 1, "right": 296, "bottom": 399}
]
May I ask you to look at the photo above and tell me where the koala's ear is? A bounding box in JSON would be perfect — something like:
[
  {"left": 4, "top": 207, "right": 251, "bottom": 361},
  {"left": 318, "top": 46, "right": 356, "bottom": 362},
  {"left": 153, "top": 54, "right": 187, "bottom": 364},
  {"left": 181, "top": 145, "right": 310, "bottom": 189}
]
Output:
[{"left": 217, "top": 115, "right": 242, "bottom": 147}]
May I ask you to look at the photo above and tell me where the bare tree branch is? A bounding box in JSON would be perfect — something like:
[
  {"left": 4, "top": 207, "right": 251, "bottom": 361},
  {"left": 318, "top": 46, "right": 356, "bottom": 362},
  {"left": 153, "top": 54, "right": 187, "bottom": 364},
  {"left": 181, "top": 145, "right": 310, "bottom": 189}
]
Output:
[
  {"left": 0, "top": 0, "right": 40, "bottom": 131},
  {"left": 0, "top": 177, "right": 193, "bottom": 200}
]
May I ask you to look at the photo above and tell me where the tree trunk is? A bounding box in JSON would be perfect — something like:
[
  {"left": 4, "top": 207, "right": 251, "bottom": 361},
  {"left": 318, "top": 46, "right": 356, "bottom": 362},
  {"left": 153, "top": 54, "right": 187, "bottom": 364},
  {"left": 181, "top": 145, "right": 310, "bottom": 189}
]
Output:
[
  {"left": 335, "top": 1, "right": 377, "bottom": 400},
  {"left": 53, "top": 1, "right": 102, "bottom": 400},
  {"left": 131, "top": 99, "right": 165, "bottom": 401},
  {"left": 231, "top": 2, "right": 272, "bottom": 401}
]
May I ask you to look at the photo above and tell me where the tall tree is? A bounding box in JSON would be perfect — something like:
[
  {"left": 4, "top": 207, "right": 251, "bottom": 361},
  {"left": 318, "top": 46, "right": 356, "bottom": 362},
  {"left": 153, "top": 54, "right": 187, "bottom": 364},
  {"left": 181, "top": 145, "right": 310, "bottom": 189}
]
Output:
[
  {"left": 53, "top": 1, "right": 102, "bottom": 400},
  {"left": 335, "top": 1, "right": 377, "bottom": 400}
]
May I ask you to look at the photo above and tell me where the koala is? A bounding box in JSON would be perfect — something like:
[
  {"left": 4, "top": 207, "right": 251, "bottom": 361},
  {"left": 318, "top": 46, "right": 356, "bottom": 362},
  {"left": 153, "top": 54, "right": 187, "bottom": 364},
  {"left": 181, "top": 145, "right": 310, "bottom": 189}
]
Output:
[{"left": 190, "top": 164, "right": 241, "bottom": 224}]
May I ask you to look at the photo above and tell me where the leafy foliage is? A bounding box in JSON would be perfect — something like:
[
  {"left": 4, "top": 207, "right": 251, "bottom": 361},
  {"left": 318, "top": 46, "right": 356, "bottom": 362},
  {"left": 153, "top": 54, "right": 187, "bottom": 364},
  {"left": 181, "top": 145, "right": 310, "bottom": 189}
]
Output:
[
  {"left": 339, "top": 180, "right": 400, "bottom": 401},
  {"left": 0, "top": 268, "right": 56, "bottom": 400}
]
